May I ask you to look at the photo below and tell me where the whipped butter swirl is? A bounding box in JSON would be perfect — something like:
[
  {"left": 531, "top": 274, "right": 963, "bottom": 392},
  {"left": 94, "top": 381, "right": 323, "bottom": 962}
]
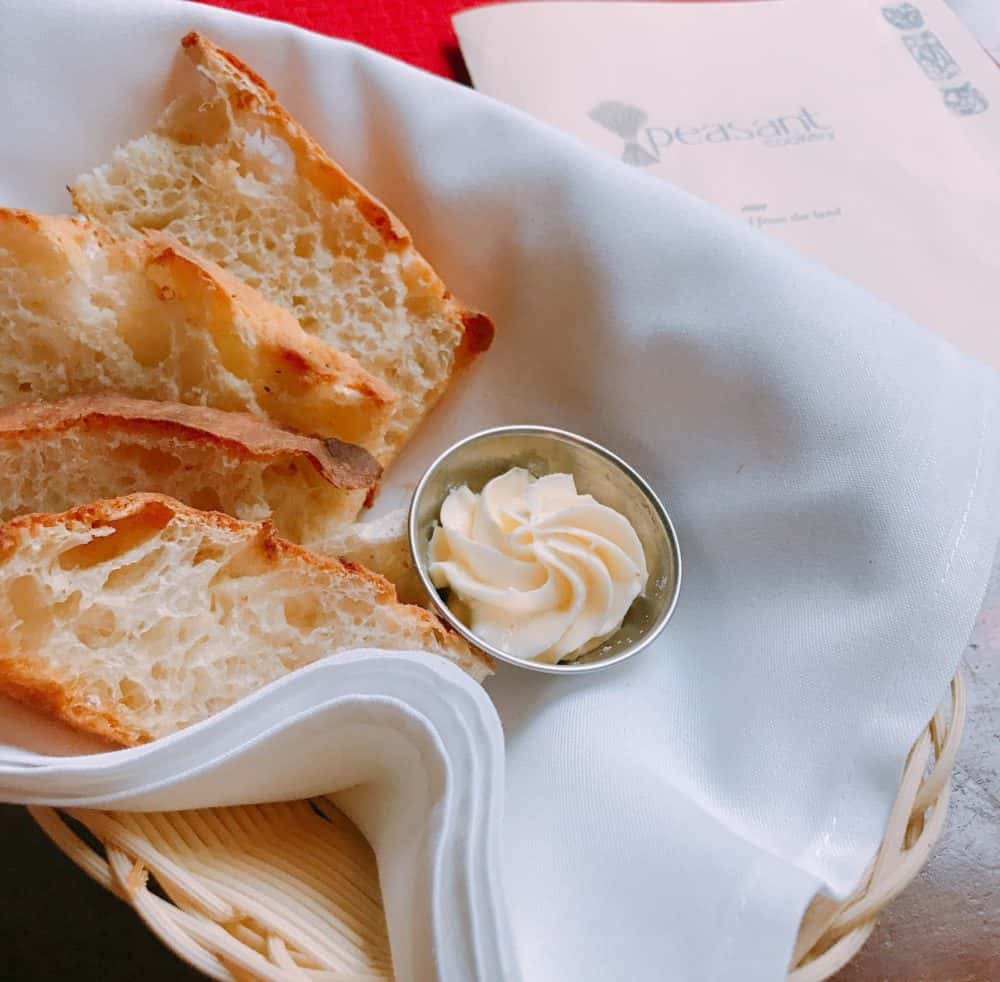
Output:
[{"left": 428, "top": 468, "right": 648, "bottom": 663}]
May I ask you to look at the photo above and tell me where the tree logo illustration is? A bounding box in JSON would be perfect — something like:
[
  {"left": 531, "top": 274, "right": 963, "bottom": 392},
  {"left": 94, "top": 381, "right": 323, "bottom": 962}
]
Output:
[{"left": 588, "top": 101, "right": 658, "bottom": 167}]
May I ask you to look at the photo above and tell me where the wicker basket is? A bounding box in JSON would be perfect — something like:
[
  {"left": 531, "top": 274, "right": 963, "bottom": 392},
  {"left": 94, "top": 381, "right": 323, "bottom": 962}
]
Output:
[{"left": 28, "top": 674, "right": 965, "bottom": 981}]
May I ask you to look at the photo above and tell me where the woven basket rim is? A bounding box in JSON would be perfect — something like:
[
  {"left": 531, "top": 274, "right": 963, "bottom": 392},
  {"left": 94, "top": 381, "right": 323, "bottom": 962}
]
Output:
[{"left": 28, "top": 672, "right": 965, "bottom": 981}]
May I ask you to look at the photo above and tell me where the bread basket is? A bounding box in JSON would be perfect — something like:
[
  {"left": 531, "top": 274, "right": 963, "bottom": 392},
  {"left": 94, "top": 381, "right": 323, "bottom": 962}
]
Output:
[{"left": 26, "top": 673, "right": 964, "bottom": 981}]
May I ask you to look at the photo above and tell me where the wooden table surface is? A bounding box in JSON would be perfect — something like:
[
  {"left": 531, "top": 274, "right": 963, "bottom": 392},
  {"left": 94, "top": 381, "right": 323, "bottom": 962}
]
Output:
[{"left": 1, "top": 560, "right": 997, "bottom": 980}]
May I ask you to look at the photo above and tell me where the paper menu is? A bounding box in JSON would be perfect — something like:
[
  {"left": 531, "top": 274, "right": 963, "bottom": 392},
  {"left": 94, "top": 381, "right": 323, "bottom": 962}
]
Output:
[{"left": 456, "top": 0, "right": 1000, "bottom": 369}]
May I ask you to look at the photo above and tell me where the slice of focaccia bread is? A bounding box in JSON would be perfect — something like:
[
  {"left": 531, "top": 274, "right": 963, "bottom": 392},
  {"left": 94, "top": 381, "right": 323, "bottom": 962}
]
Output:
[
  {"left": 0, "top": 208, "right": 396, "bottom": 452},
  {"left": 0, "top": 395, "right": 380, "bottom": 543},
  {"left": 72, "top": 31, "right": 494, "bottom": 464},
  {"left": 321, "top": 508, "right": 424, "bottom": 605},
  {"left": 0, "top": 493, "right": 490, "bottom": 746}
]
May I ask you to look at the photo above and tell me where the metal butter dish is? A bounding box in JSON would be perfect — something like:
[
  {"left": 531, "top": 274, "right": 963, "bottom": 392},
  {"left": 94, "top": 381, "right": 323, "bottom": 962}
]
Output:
[{"left": 409, "top": 425, "right": 682, "bottom": 674}]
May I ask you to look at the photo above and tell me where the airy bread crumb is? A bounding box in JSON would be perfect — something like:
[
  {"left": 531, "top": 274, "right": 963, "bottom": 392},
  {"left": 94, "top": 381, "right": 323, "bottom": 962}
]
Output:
[
  {"left": 0, "top": 208, "right": 396, "bottom": 454},
  {"left": 0, "top": 493, "right": 490, "bottom": 745},
  {"left": 321, "top": 508, "right": 424, "bottom": 604}
]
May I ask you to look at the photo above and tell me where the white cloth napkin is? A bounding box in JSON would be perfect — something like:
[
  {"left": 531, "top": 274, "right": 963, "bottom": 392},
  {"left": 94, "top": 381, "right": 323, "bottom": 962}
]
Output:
[
  {"left": 0, "top": 652, "right": 516, "bottom": 982},
  {"left": 1, "top": 2, "right": 997, "bottom": 980}
]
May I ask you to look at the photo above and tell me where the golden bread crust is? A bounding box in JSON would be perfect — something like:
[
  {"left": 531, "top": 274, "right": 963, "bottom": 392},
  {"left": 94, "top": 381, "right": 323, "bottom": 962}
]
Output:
[{"left": 0, "top": 394, "right": 381, "bottom": 490}]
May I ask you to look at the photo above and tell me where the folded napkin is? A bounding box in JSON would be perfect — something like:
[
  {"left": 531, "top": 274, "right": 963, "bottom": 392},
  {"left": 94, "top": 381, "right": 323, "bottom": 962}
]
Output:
[{"left": 1, "top": 2, "right": 997, "bottom": 980}]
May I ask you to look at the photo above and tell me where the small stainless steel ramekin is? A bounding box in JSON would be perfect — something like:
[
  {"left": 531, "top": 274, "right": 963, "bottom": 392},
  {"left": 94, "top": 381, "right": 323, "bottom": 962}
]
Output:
[{"left": 408, "top": 426, "right": 681, "bottom": 674}]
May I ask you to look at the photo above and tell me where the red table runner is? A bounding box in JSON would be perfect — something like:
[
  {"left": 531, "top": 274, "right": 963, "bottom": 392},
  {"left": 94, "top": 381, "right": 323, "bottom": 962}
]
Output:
[{"left": 199, "top": 0, "right": 477, "bottom": 79}]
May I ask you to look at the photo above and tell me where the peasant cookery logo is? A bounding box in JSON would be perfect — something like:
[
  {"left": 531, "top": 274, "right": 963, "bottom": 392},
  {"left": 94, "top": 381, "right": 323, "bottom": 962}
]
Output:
[{"left": 588, "top": 101, "right": 833, "bottom": 167}]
